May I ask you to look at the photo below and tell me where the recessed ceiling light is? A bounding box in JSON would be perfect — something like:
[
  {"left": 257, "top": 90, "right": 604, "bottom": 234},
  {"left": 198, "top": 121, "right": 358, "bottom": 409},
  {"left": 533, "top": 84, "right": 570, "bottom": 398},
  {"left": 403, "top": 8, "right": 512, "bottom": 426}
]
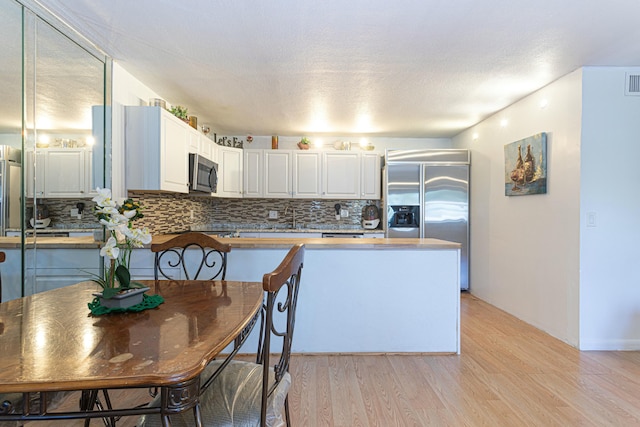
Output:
[
  {"left": 539, "top": 99, "right": 549, "bottom": 109},
  {"left": 500, "top": 119, "right": 508, "bottom": 127},
  {"left": 472, "top": 133, "right": 479, "bottom": 141}
]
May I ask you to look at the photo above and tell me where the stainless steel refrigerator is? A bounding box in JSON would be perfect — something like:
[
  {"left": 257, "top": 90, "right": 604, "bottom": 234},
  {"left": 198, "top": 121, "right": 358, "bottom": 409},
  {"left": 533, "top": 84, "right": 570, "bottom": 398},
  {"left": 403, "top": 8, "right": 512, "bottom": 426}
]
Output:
[
  {"left": 384, "top": 149, "right": 470, "bottom": 290},
  {"left": 0, "top": 146, "right": 21, "bottom": 236}
]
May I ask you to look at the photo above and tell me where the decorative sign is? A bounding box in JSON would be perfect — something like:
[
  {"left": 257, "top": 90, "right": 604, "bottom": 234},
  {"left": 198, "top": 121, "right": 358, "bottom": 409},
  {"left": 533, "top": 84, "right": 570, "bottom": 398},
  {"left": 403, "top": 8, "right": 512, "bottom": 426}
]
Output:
[
  {"left": 216, "top": 136, "right": 244, "bottom": 148},
  {"left": 504, "top": 133, "right": 547, "bottom": 196}
]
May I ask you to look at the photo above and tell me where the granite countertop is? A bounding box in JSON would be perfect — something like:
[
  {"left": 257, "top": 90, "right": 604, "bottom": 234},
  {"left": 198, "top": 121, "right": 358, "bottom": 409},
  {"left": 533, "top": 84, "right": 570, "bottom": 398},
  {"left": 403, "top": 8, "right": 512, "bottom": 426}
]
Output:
[
  {"left": 153, "top": 235, "right": 460, "bottom": 250},
  {"left": 190, "top": 225, "right": 384, "bottom": 234},
  {"left": 5, "top": 228, "right": 98, "bottom": 234},
  {"left": 0, "top": 236, "right": 101, "bottom": 249}
]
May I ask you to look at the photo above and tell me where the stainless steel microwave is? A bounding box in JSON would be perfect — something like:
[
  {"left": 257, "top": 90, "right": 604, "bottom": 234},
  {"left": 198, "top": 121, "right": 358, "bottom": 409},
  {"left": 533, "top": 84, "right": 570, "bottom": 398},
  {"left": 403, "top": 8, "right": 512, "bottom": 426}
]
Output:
[{"left": 189, "top": 153, "right": 218, "bottom": 194}]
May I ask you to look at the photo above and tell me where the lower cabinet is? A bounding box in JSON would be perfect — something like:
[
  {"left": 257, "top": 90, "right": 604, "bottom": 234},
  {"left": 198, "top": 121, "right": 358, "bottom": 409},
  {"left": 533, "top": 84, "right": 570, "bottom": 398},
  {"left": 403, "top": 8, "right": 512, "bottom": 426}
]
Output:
[{"left": 25, "top": 248, "right": 101, "bottom": 295}]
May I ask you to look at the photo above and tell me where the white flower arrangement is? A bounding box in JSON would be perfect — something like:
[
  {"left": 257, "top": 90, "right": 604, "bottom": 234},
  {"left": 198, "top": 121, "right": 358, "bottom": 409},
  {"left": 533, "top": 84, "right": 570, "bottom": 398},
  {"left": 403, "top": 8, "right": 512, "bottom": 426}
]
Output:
[{"left": 91, "top": 188, "right": 152, "bottom": 298}]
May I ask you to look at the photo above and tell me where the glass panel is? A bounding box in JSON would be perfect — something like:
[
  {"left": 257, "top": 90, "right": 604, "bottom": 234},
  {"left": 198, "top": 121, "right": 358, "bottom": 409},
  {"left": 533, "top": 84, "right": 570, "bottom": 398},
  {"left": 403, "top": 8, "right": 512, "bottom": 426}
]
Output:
[
  {"left": 0, "top": 0, "right": 24, "bottom": 301},
  {"left": 0, "top": 0, "right": 109, "bottom": 299},
  {"left": 26, "top": 14, "right": 105, "bottom": 295}
]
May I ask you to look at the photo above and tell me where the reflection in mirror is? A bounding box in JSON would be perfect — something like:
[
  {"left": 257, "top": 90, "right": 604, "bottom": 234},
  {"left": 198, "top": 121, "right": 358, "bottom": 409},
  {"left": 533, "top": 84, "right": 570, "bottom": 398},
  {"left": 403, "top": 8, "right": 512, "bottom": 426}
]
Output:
[
  {"left": 0, "top": 0, "right": 109, "bottom": 300},
  {"left": 0, "top": 0, "right": 23, "bottom": 237}
]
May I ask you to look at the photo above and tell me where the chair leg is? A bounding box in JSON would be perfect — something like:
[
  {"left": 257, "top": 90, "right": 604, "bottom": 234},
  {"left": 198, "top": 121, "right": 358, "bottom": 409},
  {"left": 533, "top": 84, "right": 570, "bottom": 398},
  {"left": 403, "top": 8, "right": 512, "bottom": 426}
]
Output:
[
  {"left": 284, "top": 395, "right": 291, "bottom": 427},
  {"left": 193, "top": 403, "right": 203, "bottom": 427}
]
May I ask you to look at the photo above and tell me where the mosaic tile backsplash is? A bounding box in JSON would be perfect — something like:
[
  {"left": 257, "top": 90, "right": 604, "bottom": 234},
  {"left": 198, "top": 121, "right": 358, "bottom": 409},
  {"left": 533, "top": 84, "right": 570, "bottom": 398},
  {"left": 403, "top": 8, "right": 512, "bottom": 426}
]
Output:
[
  {"left": 128, "top": 191, "right": 381, "bottom": 235},
  {"left": 26, "top": 198, "right": 100, "bottom": 230},
  {"left": 35, "top": 193, "right": 382, "bottom": 235}
]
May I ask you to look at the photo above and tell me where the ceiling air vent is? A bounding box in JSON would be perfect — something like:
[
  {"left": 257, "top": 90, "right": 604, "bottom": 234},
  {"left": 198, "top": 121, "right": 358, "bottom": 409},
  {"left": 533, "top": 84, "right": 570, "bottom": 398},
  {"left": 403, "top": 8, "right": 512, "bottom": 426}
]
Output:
[{"left": 625, "top": 73, "right": 640, "bottom": 96}]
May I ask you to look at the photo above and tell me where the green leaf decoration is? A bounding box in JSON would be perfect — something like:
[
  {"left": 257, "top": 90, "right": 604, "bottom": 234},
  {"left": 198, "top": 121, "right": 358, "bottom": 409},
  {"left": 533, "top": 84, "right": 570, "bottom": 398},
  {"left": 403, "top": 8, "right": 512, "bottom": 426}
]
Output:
[
  {"left": 115, "top": 265, "right": 131, "bottom": 288},
  {"left": 101, "top": 287, "right": 120, "bottom": 299}
]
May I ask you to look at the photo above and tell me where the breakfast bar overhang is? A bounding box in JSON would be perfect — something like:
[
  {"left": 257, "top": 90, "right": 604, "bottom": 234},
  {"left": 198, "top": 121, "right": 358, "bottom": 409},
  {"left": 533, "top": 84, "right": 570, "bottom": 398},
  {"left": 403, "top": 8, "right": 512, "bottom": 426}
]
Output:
[{"left": 151, "top": 236, "right": 462, "bottom": 354}]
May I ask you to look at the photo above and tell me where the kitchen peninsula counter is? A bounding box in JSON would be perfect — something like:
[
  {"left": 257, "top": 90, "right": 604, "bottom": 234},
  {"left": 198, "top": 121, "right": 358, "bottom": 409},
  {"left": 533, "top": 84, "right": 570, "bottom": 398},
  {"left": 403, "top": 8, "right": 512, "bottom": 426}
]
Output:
[
  {"left": 188, "top": 235, "right": 463, "bottom": 354},
  {"left": 153, "top": 235, "right": 460, "bottom": 250},
  {"left": 1, "top": 234, "right": 461, "bottom": 354},
  {"left": 0, "top": 235, "right": 457, "bottom": 250}
]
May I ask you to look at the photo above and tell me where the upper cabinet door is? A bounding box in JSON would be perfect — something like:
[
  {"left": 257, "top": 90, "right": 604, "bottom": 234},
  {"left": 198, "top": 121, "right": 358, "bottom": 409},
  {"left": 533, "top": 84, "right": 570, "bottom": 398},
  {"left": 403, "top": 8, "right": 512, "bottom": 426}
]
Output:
[
  {"left": 160, "top": 113, "right": 189, "bottom": 193},
  {"left": 360, "top": 153, "right": 381, "bottom": 199},
  {"left": 199, "top": 135, "right": 214, "bottom": 160},
  {"left": 322, "top": 152, "right": 360, "bottom": 199},
  {"left": 218, "top": 146, "right": 243, "bottom": 198},
  {"left": 45, "top": 149, "right": 86, "bottom": 198},
  {"left": 264, "top": 150, "right": 292, "bottom": 198},
  {"left": 292, "top": 151, "right": 322, "bottom": 198},
  {"left": 26, "top": 151, "right": 46, "bottom": 198},
  {"left": 125, "top": 106, "right": 189, "bottom": 193},
  {"left": 243, "top": 149, "right": 263, "bottom": 197}
]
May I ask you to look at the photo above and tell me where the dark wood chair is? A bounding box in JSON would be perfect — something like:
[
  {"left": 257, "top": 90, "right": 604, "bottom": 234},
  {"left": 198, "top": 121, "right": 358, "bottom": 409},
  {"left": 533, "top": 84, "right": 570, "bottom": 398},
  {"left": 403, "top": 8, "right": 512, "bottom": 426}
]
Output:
[
  {"left": 151, "top": 232, "right": 231, "bottom": 281},
  {"left": 139, "top": 243, "right": 305, "bottom": 427}
]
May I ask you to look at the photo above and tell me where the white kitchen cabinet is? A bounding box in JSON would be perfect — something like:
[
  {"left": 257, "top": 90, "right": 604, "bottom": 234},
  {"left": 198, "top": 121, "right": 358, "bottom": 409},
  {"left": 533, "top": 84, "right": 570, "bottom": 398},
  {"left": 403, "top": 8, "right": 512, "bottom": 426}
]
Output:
[
  {"left": 218, "top": 146, "right": 243, "bottom": 197},
  {"left": 199, "top": 135, "right": 214, "bottom": 160},
  {"left": 188, "top": 128, "right": 199, "bottom": 154},
  {"left": 264, "top": 150, "right": 292, "bottom": 198},
  {"left": 26, "top": 150, "right": 45, "bottom": 198},
  {"left": 45, "top": 149, "right": 87, "bottom": 197},
  {"left": 243, "top": 149, "right": 263, "bottom": 197},
  {"left": 25, "top": 248, "right": 101, "bottom": 295},
  {"left": 125, "top": 106, "right": 189, "bottom": 193},
  {"left": 26, "top": 149, "right": 95, "bottom": 198},
  {"left": 241, "top": 149, "right": 380, "bottom": 200},
  {"left": 322, "top": 152, "right": 360, "bottom": 198},
  {"left": 360, "top": 153, "right": 382, "bottom": 199},
  {"left": 84, "top": 147, "right": 100, "bottom": 196},
  {"left": 210, "top": 141, "right": 220, "bottom": 163},
  {"left": 292, "top": 151, "right": 322, "bottom": 198}
]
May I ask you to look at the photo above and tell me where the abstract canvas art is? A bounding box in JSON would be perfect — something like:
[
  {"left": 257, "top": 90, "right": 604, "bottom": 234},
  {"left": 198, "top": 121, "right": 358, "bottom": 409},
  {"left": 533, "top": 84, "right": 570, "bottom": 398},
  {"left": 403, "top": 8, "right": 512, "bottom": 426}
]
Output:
[{"left": 504, "top": 132, "right": 547, "bottom": 196}]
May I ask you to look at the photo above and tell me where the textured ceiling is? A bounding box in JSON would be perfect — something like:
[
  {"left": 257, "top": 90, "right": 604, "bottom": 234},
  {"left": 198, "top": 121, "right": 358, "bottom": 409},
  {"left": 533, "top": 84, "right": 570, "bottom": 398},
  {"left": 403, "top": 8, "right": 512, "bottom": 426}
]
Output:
[{"left": 22, "top": 0, "right": 640, "bottom": 137}]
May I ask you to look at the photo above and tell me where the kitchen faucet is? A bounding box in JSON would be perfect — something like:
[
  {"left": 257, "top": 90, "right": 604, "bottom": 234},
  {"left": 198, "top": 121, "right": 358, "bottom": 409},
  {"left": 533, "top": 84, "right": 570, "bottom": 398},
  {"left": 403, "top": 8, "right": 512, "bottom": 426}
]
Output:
[{"left": 284, "top": 206, "right": 297, "bottom": 228}]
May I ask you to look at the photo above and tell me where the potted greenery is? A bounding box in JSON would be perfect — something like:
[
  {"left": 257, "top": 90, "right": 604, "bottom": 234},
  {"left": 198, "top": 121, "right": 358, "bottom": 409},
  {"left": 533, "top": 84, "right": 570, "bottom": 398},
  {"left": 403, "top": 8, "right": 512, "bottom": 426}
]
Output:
[
  {"left": 297, "top": 137, "right": 311, "bottom": 150},
  {"left": 89, "top": 188, "right": 153, "bottom": 307},
  {"left": 170, "top": 105, "right": 189, "bottom": 122}
]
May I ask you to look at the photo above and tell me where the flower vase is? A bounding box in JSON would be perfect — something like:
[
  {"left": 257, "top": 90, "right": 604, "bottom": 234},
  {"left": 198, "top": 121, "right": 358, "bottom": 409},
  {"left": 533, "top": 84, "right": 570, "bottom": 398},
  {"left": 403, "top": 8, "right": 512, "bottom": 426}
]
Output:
[
  {"left": 297, "top": 142, "right": 310, "bottom": 150},
  {"left": 93, "top": 287, "right": 150, "bottom": 309}
]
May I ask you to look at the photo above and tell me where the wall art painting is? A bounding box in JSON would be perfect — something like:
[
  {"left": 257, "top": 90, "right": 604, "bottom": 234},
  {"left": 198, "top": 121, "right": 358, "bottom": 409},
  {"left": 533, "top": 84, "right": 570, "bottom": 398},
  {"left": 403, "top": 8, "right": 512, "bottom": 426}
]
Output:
[{"left": 504, "top": 132, "right": 547, "bottom": 196}]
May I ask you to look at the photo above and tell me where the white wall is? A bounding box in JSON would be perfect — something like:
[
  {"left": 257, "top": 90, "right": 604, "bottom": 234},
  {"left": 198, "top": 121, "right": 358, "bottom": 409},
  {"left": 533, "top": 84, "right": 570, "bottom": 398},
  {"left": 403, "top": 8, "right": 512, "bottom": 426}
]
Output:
[
  {"left": 579, "top": 67, "right": 640, "bottom": 350},
  {"left": 452, "top": 70, "right": 583, "bottom": 346},
  {"left": 453, "top": 67, "right": 640, "bottom": 350}
]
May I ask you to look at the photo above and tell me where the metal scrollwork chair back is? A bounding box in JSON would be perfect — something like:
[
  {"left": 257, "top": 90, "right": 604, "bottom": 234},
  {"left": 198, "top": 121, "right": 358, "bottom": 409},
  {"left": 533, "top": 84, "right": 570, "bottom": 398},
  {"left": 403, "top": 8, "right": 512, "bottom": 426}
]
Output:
[
  {"left": 151, "top": 232, "right": 231, "bottom": 281},
  {"left": 138, "top": 243, "right": 305, "bottom": 427}
]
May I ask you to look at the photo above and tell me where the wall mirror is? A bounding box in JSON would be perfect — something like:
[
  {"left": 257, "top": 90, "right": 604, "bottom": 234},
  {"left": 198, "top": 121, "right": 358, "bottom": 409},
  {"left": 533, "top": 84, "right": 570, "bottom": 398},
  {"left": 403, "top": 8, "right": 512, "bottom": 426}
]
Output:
[{"left": 1, "top": 0, "right": 110, "bottom": 300}]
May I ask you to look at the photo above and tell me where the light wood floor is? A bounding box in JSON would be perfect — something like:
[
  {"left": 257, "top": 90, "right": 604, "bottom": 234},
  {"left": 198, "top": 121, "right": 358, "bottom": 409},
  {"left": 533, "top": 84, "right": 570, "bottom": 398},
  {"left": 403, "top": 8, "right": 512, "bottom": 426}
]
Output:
[{"left": 22, "top": 293, "right": 640, "bottom": 426}]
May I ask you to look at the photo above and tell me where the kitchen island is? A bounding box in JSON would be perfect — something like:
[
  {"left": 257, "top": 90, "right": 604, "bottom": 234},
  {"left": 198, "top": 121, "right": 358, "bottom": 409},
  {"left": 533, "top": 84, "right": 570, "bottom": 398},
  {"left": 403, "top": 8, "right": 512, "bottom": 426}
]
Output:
[
  {"left": 148, "top": 236, "right": 461, "bottom": 354},
  {"left": 0, "top": 235, "right": 461, "bottom": 354}
]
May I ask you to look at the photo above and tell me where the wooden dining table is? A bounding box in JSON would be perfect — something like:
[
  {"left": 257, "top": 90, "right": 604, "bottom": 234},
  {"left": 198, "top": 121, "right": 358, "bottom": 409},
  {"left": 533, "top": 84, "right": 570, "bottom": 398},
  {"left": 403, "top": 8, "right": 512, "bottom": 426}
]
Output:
[{"left": 0, "top": 279, "right": 264, "bottom": 426}]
